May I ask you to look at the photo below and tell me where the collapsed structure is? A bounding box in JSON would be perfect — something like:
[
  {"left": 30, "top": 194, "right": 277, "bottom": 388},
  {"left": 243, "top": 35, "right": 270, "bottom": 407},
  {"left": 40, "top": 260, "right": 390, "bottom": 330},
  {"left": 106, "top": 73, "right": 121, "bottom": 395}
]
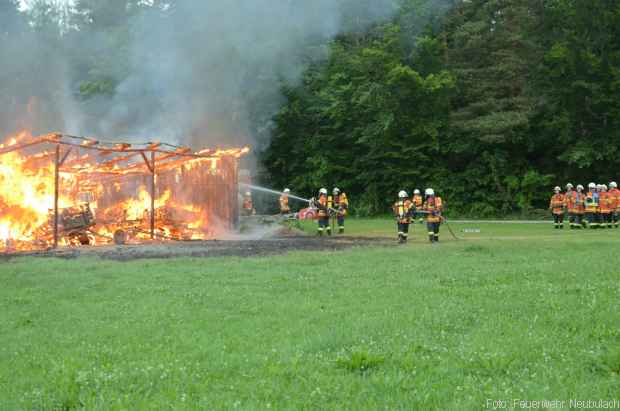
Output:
[{"left": 0, "top": 132, "right": 249, "bottom": 252}]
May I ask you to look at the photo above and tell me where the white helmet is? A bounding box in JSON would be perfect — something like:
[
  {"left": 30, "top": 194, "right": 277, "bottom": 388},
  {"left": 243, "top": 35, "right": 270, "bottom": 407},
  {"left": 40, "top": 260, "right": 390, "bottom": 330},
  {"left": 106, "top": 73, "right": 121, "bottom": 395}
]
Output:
[
  {"left": 425, "top": 188, "right": 434, "bottom": 196},
  {"left": 414, "top": 189, "right": 420, "bottom": 195},
  {"left": 597, "top": 184, "right": 603, "bottom": 191},
  {"left": 398, "top": 190, "right": 408, "bottom": 198},
  {"left": 610, "top": 181, "right": 617, "bottom": 188},
  {"left": 333, "top": 187, "right": 340, "bottom": 194},
  {"left": 245, "top": 191, "right": 251, "bottom": 196},
  {"left": 588, "top": 182, "right": 596, "bottom": 189},
  {"left": 319, "top": 188, "right": 327, "bottom": 195},
  {"left": 554, "top": 186, "right": 561, "bottom": 192},
  {"left": 602, "top": 184, "right": 608, "bottom": 191},
  {"left": 577, "top": 184, "right": 584, "bottom": 191},
  {"left": 283, "top": 188, "right": 290, "bottom": 193},
  {"left": 566, "top": 183, "right": 573, "bottom": 189}
]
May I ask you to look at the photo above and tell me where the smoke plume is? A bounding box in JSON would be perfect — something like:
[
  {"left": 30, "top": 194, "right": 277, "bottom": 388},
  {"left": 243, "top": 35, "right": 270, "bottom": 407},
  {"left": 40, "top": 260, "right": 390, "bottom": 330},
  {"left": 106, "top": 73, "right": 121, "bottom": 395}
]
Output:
[{"left": 1, "top": 0, "right": 397, "bottom": 147}]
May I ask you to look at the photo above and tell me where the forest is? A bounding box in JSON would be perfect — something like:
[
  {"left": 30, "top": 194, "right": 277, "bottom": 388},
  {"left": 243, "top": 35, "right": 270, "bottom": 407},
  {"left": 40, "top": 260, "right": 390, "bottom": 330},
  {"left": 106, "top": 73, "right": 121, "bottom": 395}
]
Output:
[
  {"left": 2, "top": 0, "right": 620, "bottom": 216},
  {"left": 263, "top": 0, "right": 620, "bottom": 215}
]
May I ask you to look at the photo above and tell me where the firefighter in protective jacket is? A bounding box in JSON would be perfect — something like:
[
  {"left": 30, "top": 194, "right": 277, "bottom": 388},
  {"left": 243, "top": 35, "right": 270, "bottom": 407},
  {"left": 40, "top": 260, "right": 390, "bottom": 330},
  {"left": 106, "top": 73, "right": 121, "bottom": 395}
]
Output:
[
  {"left": 242, "top": 191, "right": 255, "bottom": 216},
  {"left": 316, "top": 188, "right": 330, "bottom": 236},
  {"left": 565, "top": 184, "right": 585, "bottom": 229},
  {"left": 392, "top": 190, "right": 414, "bottom": 243},
  {"left": 609, "top": 181, "right": 620, "bottom": 228},
  {"left": 279, "top": 188, "right": 291, "bottom": 214},
  {"left": 584, "top": 182, "right": 599, "bottom": 228},
  {"left": 412, "top": 189, "right": 423, "bottom": 223},
  {"left": 328, "top": 188, "right": 349, "bottom": 234},
  {"left": 599, "top": 184, "right": 613, "bottom": 228},
  {"left": 422, "top": 188, "right": 443, "bottom": 243},
  {"left": 549, "top": 186, "right": 565, "bottom": 229}
]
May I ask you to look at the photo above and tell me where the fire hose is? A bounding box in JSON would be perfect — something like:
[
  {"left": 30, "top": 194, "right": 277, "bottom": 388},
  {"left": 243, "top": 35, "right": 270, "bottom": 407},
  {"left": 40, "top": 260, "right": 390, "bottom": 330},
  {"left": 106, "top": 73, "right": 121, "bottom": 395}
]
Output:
[{"left": 403, "top": 210, "right": 460, "bottom": 241}]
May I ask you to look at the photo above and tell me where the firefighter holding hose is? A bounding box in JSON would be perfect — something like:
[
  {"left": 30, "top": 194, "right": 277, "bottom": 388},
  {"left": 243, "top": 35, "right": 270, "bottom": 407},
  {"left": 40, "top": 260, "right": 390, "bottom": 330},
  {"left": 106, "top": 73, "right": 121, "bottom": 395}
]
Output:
[
  {"left": 279, "top": 188, "right": 291, "bottom": 214},
  {"left": 316, "top": 188, "right": 330, "bottom": 236},
  {"left": 242, "top": 191, "right": 255, "bottom": 216},
  {"left": 329, "top": 188, "right": 348, "bottom": 234},
  {"left": 392, "top": 190, "right": 414, "bottom": 243},
  {"left": 423, "top": 188, "right": 443, "bottom": 243}
]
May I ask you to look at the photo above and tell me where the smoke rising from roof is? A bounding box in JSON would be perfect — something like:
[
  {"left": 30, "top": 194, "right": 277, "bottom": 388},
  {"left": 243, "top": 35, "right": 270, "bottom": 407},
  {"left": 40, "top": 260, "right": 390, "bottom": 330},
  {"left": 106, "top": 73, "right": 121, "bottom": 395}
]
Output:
[{"left": 0, "top": 0, "right": 396, "bottom": 147}]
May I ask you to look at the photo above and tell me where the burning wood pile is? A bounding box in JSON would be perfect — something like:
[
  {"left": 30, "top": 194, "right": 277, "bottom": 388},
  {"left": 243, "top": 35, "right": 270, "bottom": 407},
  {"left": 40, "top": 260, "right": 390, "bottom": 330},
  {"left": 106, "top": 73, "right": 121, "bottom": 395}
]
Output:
[{"left": 0, "top": 131, "right": 249, "bottom": 252}]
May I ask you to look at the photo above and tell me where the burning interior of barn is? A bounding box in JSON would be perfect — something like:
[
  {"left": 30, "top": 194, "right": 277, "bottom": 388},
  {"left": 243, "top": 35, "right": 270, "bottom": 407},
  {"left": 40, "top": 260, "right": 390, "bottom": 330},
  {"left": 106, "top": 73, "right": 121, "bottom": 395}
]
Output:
[{"left": 0, "top": 132, "right": 249, "bottom": 252}]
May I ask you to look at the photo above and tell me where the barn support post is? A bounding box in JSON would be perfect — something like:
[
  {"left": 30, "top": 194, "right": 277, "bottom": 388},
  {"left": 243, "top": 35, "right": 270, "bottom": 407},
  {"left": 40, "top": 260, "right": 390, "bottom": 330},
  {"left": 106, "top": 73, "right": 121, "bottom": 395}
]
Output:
[
  {"left": 232, "top": 158, "right": 239, "bottom": 229},
  {"left": 53, "top": 144, "right": 60, "bottom": 248},
  {"left": 150, "top": 151, "right": 156, "bottom": 240}
]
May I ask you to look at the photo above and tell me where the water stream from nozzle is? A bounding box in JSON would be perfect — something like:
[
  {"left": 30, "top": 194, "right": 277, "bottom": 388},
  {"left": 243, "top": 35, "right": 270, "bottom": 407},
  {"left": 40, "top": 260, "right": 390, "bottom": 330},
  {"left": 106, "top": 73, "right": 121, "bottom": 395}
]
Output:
[{"left": 239, "top": 183, "right": 311, "bottom": 203}]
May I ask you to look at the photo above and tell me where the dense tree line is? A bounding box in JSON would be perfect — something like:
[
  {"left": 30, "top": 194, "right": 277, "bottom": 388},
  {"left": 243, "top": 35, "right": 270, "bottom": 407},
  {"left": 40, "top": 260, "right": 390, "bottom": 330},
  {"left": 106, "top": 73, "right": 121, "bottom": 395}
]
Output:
[{"left": 262, "top": 0, "right": 620, "bottom": 216}]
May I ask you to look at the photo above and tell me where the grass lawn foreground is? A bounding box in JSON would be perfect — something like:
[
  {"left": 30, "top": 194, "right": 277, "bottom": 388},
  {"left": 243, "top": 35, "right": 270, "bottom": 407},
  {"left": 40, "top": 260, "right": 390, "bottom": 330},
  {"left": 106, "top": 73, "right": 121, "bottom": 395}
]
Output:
[{"left": 0, "top": 219, "right": 619, "bottom": 409}]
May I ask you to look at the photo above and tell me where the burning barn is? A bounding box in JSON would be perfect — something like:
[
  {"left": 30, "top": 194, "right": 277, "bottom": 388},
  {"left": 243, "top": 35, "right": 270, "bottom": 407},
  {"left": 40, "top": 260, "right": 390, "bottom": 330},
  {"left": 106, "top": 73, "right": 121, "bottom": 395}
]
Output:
[{"left": 0, "top": 132, "right": 249, "bottom": 252}]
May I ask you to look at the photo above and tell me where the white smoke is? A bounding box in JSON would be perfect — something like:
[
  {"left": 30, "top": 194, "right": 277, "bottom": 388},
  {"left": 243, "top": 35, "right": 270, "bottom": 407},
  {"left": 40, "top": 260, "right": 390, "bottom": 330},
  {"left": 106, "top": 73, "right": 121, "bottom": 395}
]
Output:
[{"left": 1, "top": 0, "right": 397, "bottom": 146}]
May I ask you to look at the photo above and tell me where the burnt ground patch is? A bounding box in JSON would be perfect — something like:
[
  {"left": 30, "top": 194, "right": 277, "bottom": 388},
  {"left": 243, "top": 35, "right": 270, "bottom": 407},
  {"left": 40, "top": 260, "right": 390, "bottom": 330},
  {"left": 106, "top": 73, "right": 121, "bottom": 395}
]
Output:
[{"left": 0, "top": 235, "right": 393, "bottom": 261}]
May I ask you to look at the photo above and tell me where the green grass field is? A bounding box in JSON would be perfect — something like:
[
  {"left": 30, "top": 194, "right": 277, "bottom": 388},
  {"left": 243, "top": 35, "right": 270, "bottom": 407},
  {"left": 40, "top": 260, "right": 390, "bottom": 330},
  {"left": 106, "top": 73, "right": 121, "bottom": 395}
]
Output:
[{"left": 1, "top": 219, "right": 619, "bottom": 410}]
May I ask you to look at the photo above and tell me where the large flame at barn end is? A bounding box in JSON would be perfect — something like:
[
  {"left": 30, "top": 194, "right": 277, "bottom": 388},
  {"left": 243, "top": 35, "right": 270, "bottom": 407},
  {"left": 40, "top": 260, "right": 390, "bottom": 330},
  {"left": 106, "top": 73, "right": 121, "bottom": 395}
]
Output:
[{"left": 0, "top": 131, "right": 249, "bottom": 252}]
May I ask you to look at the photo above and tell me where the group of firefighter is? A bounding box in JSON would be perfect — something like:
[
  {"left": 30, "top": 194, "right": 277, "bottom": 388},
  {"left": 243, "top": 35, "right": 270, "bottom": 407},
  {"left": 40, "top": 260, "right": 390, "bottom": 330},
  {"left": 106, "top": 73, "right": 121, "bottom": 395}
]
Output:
[
  {"left": 307, "top": 188, "right": 350, "bottom": 236},
  {"left": 549, "top": 182, "right": 620, "bottom": 229},
  {"left": 392, "top": 188, "right": 443, "bottom": 244},
  {"left": 287, "top": 186, "right": 443, "bottom": 243}
]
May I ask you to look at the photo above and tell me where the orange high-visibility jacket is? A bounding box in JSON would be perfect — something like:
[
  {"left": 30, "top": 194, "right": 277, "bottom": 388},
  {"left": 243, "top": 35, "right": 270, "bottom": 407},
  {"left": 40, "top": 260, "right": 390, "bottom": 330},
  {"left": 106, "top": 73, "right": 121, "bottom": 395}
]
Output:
[
  {"left": 317, "top": 194, "right": 328, "bottom": 217},
  {"left": 393, "top": 199, "right": 413, "bottom": 224},
  {"left": 565, "top": 191, "right": 585, "bottom": 214},
  {"left": 423, "top": 197, "right": 443, "bottom": 223},
  {"left": 279, "top": 195, "right": 290, "bottom": 213},
  {"left": 549, "top": 193, "right": 565, "bottom": 215},
  {"left": 599, "top": 192, "right": 613, "bottom": 213},
  {"left": 609, "top": 188, "right": 620, "bottom": 211},
  {"left": 585, "top": 192, "right": 599, "bottom": 212},
  {"left": 329, "top": 193, "right": 349, "bottom": 216}
]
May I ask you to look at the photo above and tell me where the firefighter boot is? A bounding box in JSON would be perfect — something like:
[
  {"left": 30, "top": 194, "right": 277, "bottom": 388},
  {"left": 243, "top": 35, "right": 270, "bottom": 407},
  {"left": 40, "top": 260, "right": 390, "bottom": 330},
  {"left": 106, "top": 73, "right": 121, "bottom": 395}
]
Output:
[
  {"left": 428, "top": 233, "right": 434, "bottom": 243},
  {"left": 339, "top": 227, "right": 344, "bottom": 234},
  {"left": 398, "top": 233, "right": 404, "bottom": 244},
  {"left": 434, "top": 234, "right": 439, "bottom": 242},
  {"left": 326, "top": 227, "right": 332, "bottom": 236}
]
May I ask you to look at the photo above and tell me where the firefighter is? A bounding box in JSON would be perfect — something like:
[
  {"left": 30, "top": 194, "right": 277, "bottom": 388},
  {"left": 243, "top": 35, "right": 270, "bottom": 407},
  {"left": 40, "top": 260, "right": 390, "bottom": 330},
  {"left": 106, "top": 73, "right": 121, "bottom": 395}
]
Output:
[
  {"left": 316, "top": 188, "right": 330, "bottom": 236},
  {"left": 422, "top": 188, "right": 443, "bottom": 243},
  {"left": 392, "top": 190, "right": 414, "bottom": 243},
  {"left": 412, "top": 189, "right": 423, "bottom": 223},
  {"left": 599, "top": 184, "right": 613, "bottom": 228},
  {"left": 279, "top": 188, "right": 291, "bottom": 214},
  {"left": 566, "top": 184, "right": 586, "bottom": 229},
  {"left": 242, "top": 191, "right": 255, "bottom": 216},
  {"left": 549, "top": 186, "right": 565, "bottom": 229},
  {"left": 609, "top": 181, "right": 620, "bottom": 228},
  {"left": 329, "top": 188, "right": 349, "bottom": 234},
  {"left": 584, "top": 182, "right": 599, "bottom": 228}
]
